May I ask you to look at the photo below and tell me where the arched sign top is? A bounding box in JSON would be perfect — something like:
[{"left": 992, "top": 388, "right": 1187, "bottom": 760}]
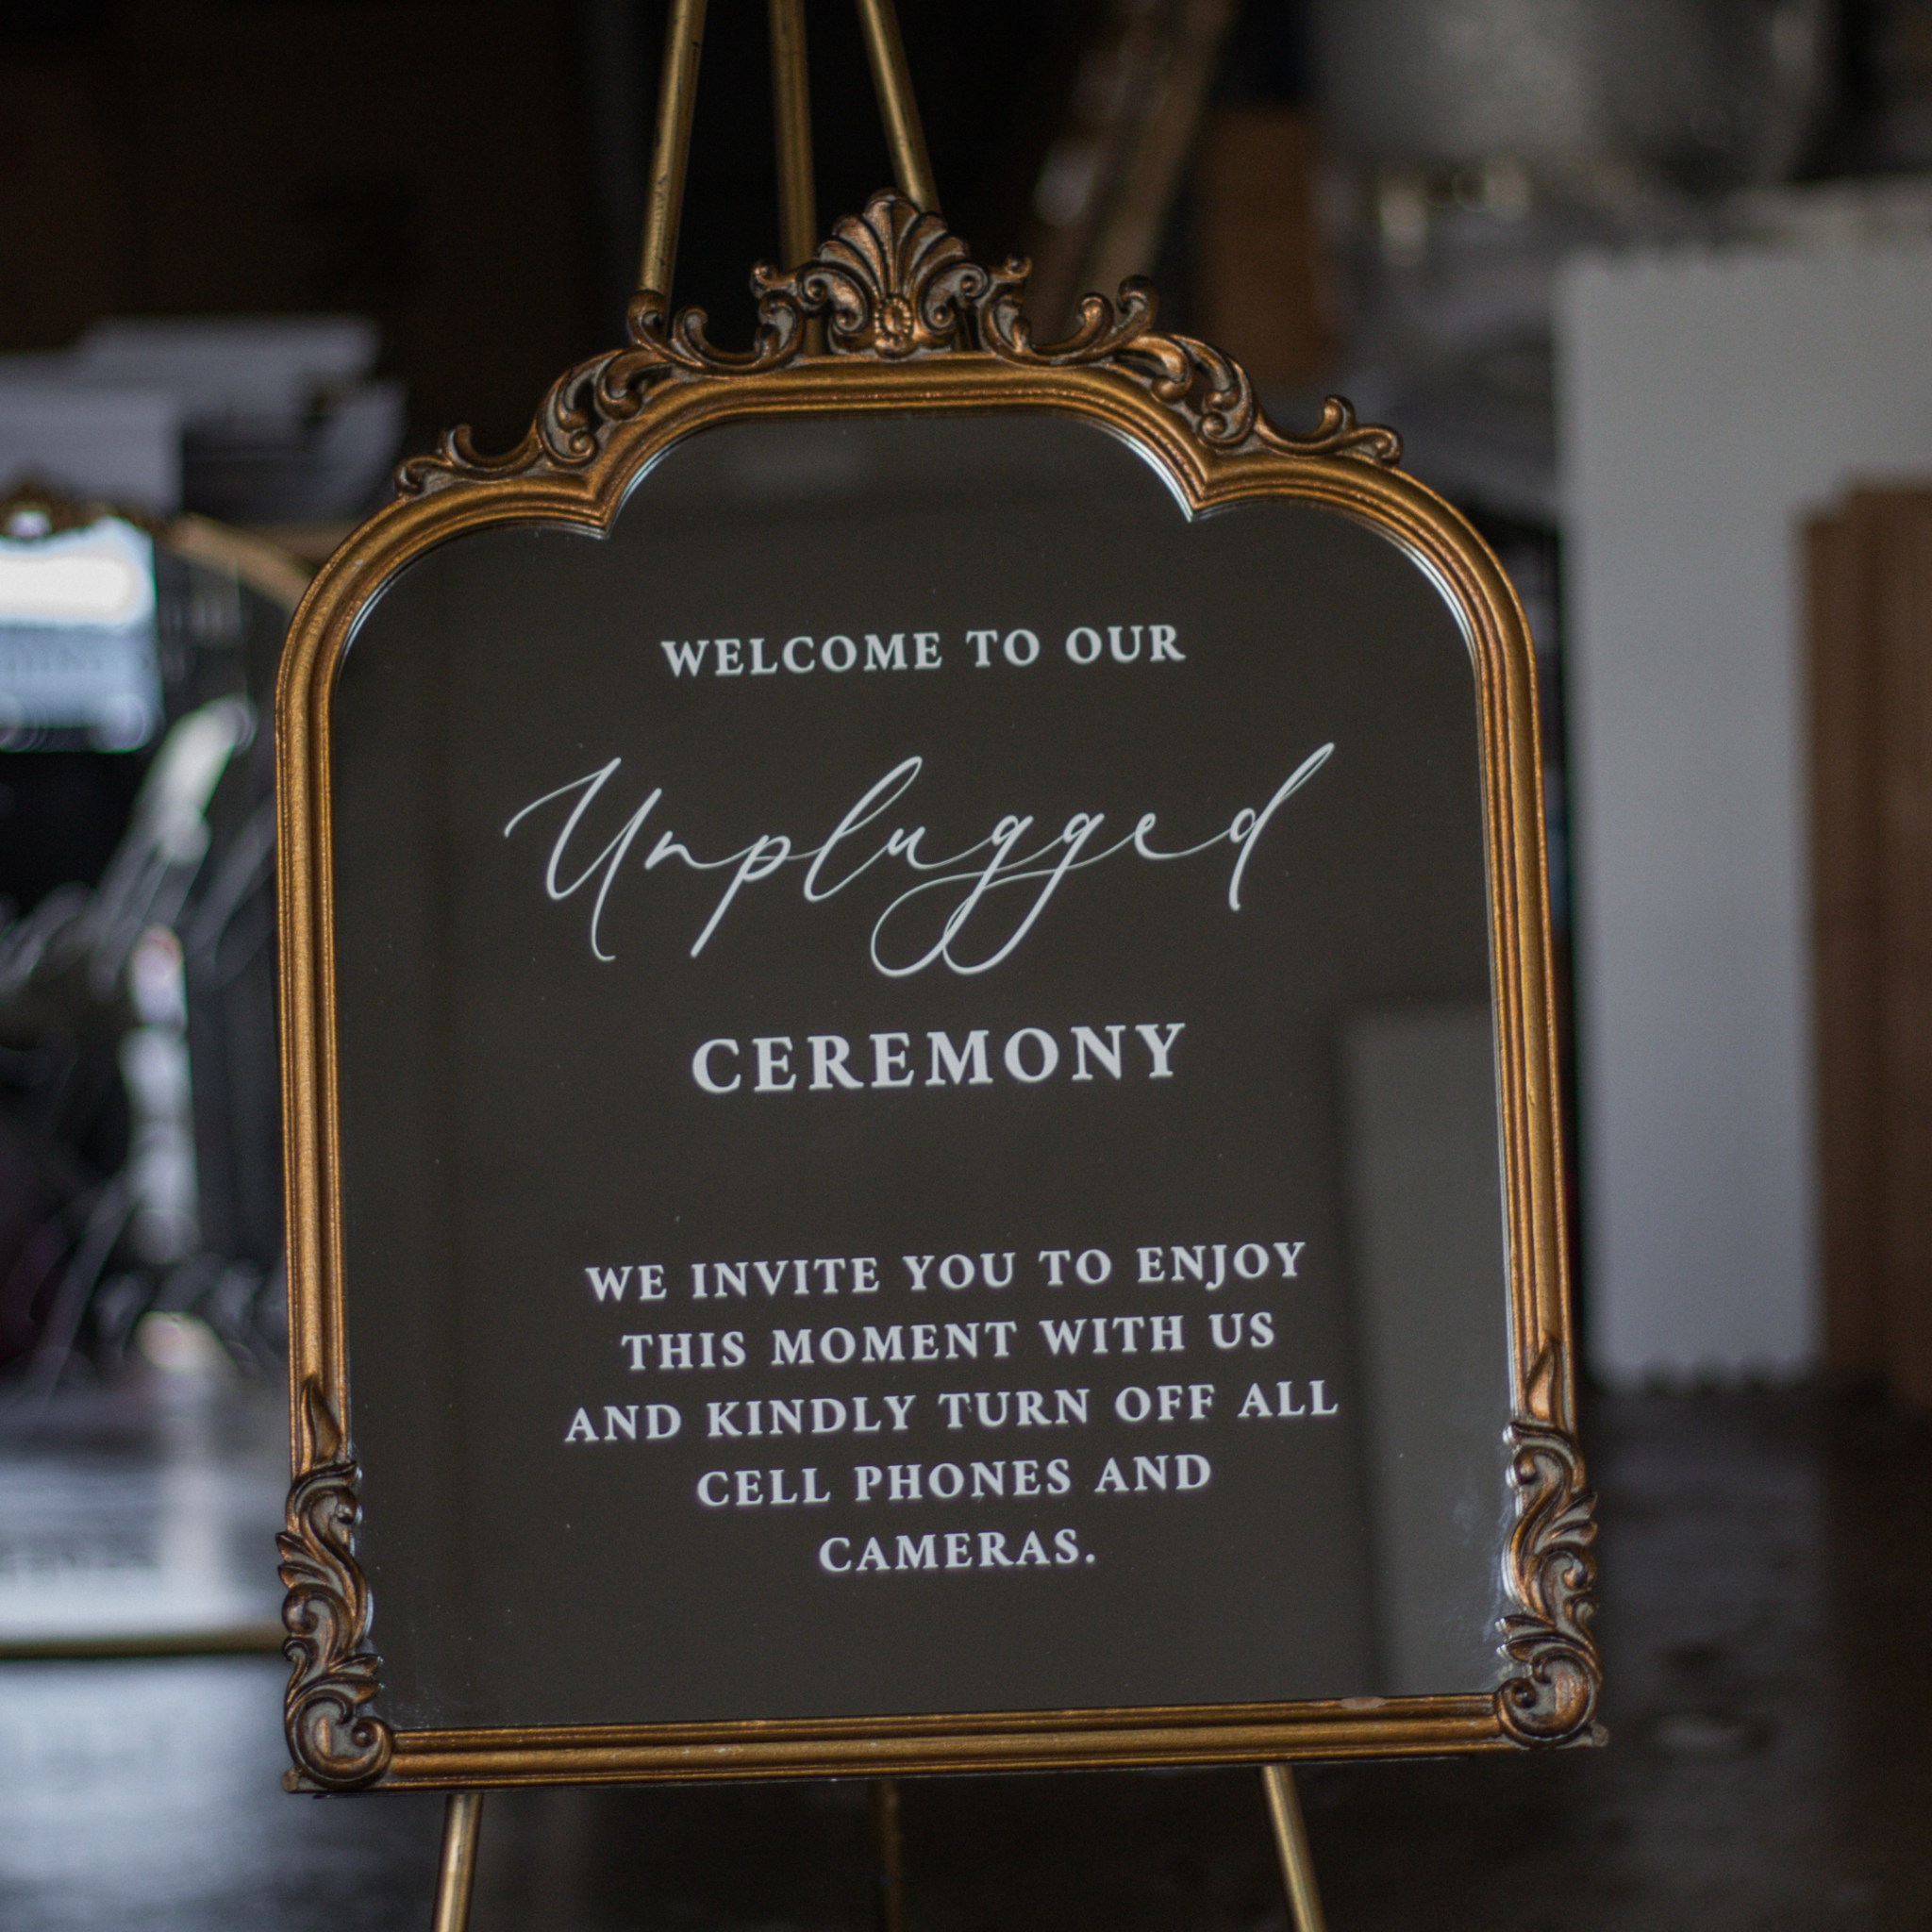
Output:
[{"left": 275, "top": 192, "right": 1593, "bottom": 1795}]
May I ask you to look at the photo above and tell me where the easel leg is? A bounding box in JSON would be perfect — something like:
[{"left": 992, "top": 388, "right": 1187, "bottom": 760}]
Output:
[
  {"left": 869, "top": 1776, "right": 907, "bottom": 1932},
  {"left": 430, "top": 1790, "right": 486, "bottom": 1932},
  {"left": 1259, "top": 1764, "right": 1327, "bottom": 1932}
]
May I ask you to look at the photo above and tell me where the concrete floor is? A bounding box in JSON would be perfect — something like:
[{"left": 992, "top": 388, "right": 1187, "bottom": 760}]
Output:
[{"left": 1, "top": 1387, "right": 1926, "bottom": 1930}]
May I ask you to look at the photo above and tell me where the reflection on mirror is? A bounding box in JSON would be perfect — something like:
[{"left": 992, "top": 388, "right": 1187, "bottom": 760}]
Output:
[
  {"left": 0, "top": 487, "right": 300, "bottom": 1655},
  {"left": 326, "top": 409, "right": 1514, "bottom": 1730}
]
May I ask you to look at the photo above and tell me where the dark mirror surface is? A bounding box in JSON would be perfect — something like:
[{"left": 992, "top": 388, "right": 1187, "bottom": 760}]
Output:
[{"left": 330, "top": 411, "right": 1514, "bottom": 1731}]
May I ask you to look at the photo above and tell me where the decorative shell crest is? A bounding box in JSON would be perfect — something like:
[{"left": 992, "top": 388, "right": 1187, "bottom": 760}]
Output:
[{"left": 398, "top": 191, "right": 1399, "bottom": 496}]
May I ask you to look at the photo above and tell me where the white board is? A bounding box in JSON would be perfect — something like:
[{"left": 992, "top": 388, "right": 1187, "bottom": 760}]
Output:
[{"left": 1557, "top": 236, "right": 1932, "bottom": 1379}]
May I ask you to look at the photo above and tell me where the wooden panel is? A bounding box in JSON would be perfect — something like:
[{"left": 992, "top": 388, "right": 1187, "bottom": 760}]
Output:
[
  {"left": 1192, "top": 108, "right": 1332, "bottom": 391},
  {"left": 1808, "top": 488, "right": 1932, "bottom": 1408},
  {"left": 1807, "top": 508, "right": 1885, "bottom": 1382},
  {"left": 1870, "top": 492, "right": 1932, "bottom": 1410}
]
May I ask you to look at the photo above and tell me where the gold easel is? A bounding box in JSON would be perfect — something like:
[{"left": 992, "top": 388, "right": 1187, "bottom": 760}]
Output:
[{"left": 422, "top": 6, "right": 1327, "bottom": 1925}]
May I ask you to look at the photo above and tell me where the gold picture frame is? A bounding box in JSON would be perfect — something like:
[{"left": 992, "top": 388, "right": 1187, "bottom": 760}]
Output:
[{"left": 275, "top": 191, "right": 1596, "bottom": 1793}]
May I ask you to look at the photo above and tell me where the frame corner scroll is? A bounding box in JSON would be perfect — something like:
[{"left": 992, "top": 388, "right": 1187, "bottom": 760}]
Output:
[
  {"left": 1494, "top": 1418, "right": 1602, "bottom": 1747},
  {"left": 393, "top": 189, "right": 1400, "bottom": 500},
  {"left": 278, "top": 1378, "right": 392, "bottom": 1791}
]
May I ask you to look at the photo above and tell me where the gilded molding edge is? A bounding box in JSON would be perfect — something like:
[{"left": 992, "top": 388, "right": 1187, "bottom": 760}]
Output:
[
  {"left": 279, "top": 195, "right": 1582, "bottom": 1782},
  {"left": 1493, "top": 1418, "right": 1602, "bottom": 1745},
  {"left": 277, "top": 1379, "right": 392, "bottom": 1791},
  {"left": 394, "top": 191, "right": 1400, "bottom": 498}
]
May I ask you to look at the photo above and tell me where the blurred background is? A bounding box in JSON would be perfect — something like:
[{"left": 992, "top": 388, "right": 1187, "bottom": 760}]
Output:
[{"left": 4, "top": 1, "right": 1932, "bottom": 1926}]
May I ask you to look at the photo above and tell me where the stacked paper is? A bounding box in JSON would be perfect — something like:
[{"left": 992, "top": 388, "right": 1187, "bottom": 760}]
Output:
[{"left": 0, "top": 316, "right": 403, "bottom": 521}]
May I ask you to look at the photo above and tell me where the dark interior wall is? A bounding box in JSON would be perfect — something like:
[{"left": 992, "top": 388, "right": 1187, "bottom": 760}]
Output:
[
  {"left": 0, "top": 1, "right": 1095, "bottom": 455},
  {"left": 0, "top": 1, "right": 599, "bottom": 452}
]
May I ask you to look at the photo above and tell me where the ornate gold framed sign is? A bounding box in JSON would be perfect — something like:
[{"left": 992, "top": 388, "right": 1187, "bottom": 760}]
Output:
[{"left": 275, "top": 192, "right": 1596, "bottom": 1795}]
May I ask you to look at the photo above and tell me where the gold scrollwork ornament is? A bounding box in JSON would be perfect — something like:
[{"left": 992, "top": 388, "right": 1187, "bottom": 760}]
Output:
[
  {"left": 396, "top": 190, "right": 1400, "bottom": 498},
  {"left": 278, "top": 1381, "right": 392, "bottom": 1791},
  {"left": 1495, "top": 1422, "right": 1603, "bottom": 1745}
]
